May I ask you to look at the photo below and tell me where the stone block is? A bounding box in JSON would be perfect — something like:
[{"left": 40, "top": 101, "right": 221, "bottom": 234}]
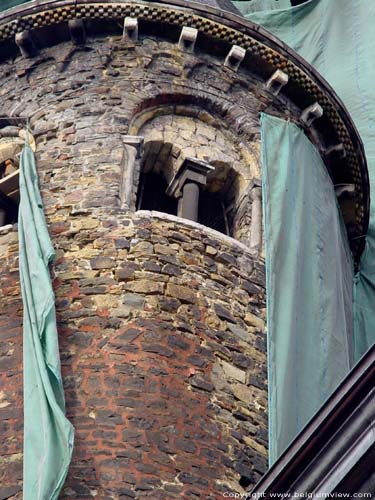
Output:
[
  {"left": 166, "top": 283, "right": 195, "bottom": 303},
  {"left": 115, "top": 267, "right": 135, "bottom": 281},
  {"left": 221, "top": 360, "right": 247, "bottom": 384},
  {"left": 126, "top": 280, "right": 165, "bottom": 294},
  {"left": 122, "top": 293, "right": 145, "bottom": 308},
  {"left": 90, "top": 257, "right": 115, "bottom": 269},
  {"left": 244, "top": 312, "right": 265, "bottom": 330},
  {"left": 154, "top": 244, "right": 175, "bottom": 255},
  {"left": 214, "top": 303, "right": 236, "bottom": 323}
]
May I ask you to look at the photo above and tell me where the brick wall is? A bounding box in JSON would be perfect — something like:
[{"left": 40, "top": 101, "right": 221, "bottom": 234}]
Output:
[{"left": 0, "top": 33, "right": 269, "bottom": 499}]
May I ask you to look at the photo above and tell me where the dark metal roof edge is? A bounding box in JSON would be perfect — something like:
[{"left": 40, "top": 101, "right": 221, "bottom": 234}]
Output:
[{"left": 251, "top": 344, "right": 375, "bottom": 494}]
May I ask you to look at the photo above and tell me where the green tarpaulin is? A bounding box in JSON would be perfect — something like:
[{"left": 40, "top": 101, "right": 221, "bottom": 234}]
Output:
[
  {"left": 19, "top": 143, "right": 74, "bottom": 499},
  {"left": 0, "top": 0, "right": 30, "bottom": 12},
  {"left": 235, "top": 0, "right": 375, "bottom": 367},
  {"left": 234, "top": 0, "right": 375, "bottom": 461},
  {"left": 261, "top": 113, "right": 353, "bottom": 464},
  {"left": 233, "top": 0, "right": 293, "bottom": 15}
]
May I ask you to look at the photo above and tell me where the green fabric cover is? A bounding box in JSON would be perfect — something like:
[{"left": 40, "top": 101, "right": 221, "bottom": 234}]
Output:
[
  {"left": 234, "top": 0, "right": 375, "bottom": 364},
  {"left": 0, "top": 0, "right": 30, "bottom": 11},
  {"left": 234, "top": 0, "right": 375, "bottom": 461},
  {"left": 233, "top": 0, "right": 292, "bottom": 15},
  {"left": 19, "top": 144, "right": 74, "bottom": 499},
  {"left": 261, "top": 114, "right": 353, "bottom": 464}
]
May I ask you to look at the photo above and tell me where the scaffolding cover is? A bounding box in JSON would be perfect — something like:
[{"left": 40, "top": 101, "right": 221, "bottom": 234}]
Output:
[
  {"left": 233, "top": 0, "right": 375, "bottom": 460},
  {"left": 19, "top": 143, "right": 74, "bottom": 499},
  {"left": 0, "top": 0, "right": 30, "bottom": 11},
  {"left": 235, "top": 0, "right": 375, "bottom": 364},
  {"left": 261, "top": 113, "right": 353, "bottom": 463}
]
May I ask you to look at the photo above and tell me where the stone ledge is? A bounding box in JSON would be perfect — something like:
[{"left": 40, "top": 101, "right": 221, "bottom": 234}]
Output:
[
  {"left": 0, "top": 223, "right": 16, "bottom": 235},
  {"left": 134, "top": 210, "right": 259, "bottom": 258}
]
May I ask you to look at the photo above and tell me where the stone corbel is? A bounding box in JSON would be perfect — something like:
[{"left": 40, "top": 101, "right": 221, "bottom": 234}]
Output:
[
  {"left": 15, "top": 30, "right": 37, "bottom": 58},
  {"left": 300, "top": 102, "right": 323, "bottom": 127},
  {"left": 68, "top": 19, "right": 86, "bottom": 46},
  {"left": 123, "top": 17, "right": 138, "bottom": 42},
  {"left": 224, "top": 45, "right": 246, "bottom": 72},
  {"left": 178, "top": 27, "right": 198, "bottom": 53},
  {"left": 120, "top": 135, "right": 144, "bottom": 210},
  {"left": 265, "top": 69, "right": 289, "bottom": 96}
]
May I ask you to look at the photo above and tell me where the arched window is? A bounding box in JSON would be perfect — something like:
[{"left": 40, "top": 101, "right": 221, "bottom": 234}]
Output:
[
  {"left": 131, "top": 107, "right": 260, "bottom": 248},
  {"left": 136, "top": 143, "right": 241, "bottom": 238}
]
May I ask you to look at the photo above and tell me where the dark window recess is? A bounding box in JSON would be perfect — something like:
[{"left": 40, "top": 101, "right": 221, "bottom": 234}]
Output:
[
  {"left": 137, "top": 171, "right": 234, "bottom": 236},
  {"left": 0, "top": 191, "right": 18, "bottom": 225},
  {"left": 137, "top": 172, "right": 178, "bottom": 215},
  {"left": 198, "top": 191, "right": 229, "bottom": 235},
  {"left": 0, "top": 159, "right": 19, "bottom": 226}
]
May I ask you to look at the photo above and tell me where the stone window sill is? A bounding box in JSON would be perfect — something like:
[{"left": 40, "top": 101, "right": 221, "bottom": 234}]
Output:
[{"left": 134, "top": 209, "right": 256, "bottom": 256}]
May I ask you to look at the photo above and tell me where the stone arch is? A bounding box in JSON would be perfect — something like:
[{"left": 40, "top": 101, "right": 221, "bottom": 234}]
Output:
[
  {"left": 125, "top": 92, "right": 262, "bottom": 246},
  {"left": 129, "top": 92, "right": 261, "bottom": 177},
  {"left": 133, "top": 120, "right": 254, "bottom": 241}
]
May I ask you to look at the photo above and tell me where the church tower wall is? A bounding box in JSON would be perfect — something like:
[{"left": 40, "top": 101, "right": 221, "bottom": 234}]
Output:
[
  {"left": 0, "top": 33, "right": 268, "bottom": 499},
  {"left": 0, "top": 1, "right": 369, "bottom": 498}
]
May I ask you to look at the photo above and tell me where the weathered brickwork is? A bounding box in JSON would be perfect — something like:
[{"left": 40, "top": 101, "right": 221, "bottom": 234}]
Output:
[
  {"left": 0, "top": 226, "right": 23, "bottom": 500},
  {"left": 0, "top": 32, "right": 268, "bottom": 499},
  {"left": 0, "top": 212, "right": 267, "bottom": 499},
  {"left": 57, "top": 212, "right": 267, "bottom": 498}
]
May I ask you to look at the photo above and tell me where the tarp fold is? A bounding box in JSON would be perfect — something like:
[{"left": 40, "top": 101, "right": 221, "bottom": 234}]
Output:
[
  {"left": 19, "top": 143, "right": 74, "bottom": 500},
  {"left": 261, "top": 113, "right": 353, "bottom": 463}
]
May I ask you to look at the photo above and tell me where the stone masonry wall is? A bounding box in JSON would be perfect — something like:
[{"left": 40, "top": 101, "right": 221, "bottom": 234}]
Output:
[
  {"left": 0, "top": 210, "right": 267, "bottom": 499},
  {"left": 0, "top": 226, "right": 23, "bottom": 500},
  {"left": 0, "top": 33, "right": 269, "bottom": 499}
]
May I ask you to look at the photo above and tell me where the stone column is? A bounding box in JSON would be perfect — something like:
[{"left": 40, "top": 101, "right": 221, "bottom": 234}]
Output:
[
  {"left": 250, "top": 182, "right": 262, "bottom": 252},
  {"left": 180, "top": 181, "right": 200, "bottom": 222},
  {"left": 167, "top": 157, "right": 214, "bottom": 222},
  {"left": 120, "top": 135, "right": 144, "bottom": 210}
]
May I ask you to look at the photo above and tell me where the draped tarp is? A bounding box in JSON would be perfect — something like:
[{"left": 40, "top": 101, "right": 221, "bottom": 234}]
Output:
[
  {"left": 233, "top": 0, "right": 293, "bottom": 15},
  {"left": 0, "top": 0, "right": 30, "bottom": 12},
  {"left": 233, "top": 0, "right": 375, "bottom": 367},
  {"left": 19, "top": 143, "right": 74, "bottom": 499},
  {"left": 261, "top": 113, "right": 353, "bottom": 464}
]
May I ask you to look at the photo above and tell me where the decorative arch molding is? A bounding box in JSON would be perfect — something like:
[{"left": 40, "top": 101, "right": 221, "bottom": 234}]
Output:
[{"left": 129, "top": 92, "right": 261, "bottom": 142}]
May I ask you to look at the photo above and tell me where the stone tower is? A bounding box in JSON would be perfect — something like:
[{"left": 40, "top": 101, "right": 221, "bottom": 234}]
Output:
[{"left": 0, "top": 1, "right": 368, "bottom": 498}]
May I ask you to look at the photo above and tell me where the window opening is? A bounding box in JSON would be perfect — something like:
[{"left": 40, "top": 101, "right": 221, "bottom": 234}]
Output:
[
  {"left": 136, "top": 142, "right": 243, "bottom": 240},
  {"left": 137, "top": 171, "right": 177, "bottom": 215},
  {"left": 0, "top": 158, "right": 19, "bottom": 226},
  {"left": 198, "top": 190, "right": 229, "bottom": 235}
]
